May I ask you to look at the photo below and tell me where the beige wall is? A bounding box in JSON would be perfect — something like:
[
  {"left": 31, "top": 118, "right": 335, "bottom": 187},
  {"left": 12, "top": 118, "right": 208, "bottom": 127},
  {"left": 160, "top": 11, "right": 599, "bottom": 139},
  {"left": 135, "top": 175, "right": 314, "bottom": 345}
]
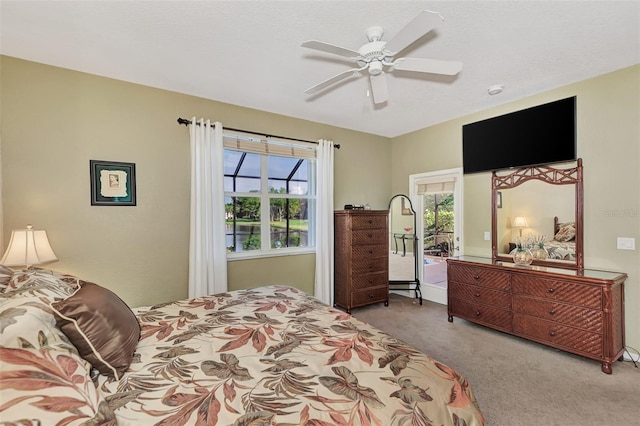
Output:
[
  {"left": 2, "top": 56, "right": 638, "bottom": 351},
  {"left": 390, "top": 64, "right": 640, "bottom": 351},
  {"left": 0, "top": 56, "right": 391, "bottom": 307}
]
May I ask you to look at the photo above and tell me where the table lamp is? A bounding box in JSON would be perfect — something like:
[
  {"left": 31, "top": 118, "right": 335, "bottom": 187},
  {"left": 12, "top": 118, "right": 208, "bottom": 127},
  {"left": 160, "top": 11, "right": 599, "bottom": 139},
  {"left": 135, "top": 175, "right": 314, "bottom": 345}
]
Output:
[
  {"left": 0, "top": 225, "right": 58, "bottom": 269},
  {"left": 512, "top": 216, "right": 528, "bottom": 237}
]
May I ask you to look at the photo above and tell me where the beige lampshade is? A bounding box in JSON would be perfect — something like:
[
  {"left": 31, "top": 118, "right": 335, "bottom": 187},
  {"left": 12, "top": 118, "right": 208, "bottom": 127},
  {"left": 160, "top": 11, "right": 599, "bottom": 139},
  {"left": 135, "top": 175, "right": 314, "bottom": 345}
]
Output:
[
  {"left": 512, "top": 216, "right": 528, "bottom": 228},
  {"left": 0, "top": 225, "right": 58, "bottom": 268},
  {"left": 512, "top": 216, "right": 528, "bottom": 238}
]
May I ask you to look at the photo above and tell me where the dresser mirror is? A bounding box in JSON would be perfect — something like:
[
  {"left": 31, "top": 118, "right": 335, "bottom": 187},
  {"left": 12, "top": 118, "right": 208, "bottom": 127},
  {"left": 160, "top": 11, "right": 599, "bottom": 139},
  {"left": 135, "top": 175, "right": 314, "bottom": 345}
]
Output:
[
  {"left": 388, "top": 194, "right": 422, "bottom": 302},
  {"left": 491, "top": 159, "right": 584, "bottom": 270}
]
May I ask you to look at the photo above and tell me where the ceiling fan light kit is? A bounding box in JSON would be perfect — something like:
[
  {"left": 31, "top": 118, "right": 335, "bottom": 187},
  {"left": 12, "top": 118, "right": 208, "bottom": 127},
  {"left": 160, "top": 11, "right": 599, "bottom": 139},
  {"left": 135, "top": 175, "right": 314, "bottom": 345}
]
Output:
[
  {"left": 368, "top": 60, "right": 384, "bottom": 76},
  {"left": 301, "top": 10, "right": 463, "bottom": 105}
]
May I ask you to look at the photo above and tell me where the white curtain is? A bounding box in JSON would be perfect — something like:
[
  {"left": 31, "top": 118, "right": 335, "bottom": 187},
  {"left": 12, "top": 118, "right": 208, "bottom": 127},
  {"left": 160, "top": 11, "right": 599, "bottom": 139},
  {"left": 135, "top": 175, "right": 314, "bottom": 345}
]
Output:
[
  {"left": 314, "top": 139, "right": 334, "bottom": 305},
  {"left": 188, "top": 118, "right": 228, "bottom": 298}
]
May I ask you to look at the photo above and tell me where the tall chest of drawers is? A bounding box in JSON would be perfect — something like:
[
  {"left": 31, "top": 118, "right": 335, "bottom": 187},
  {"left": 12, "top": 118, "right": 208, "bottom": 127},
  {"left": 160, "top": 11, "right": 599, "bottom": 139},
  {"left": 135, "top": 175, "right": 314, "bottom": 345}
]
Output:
[
  {"left": 447, "top": 256, "right": 626, "bottom": 374},
  {"left": 334, "top": 210, "right": 389, "bottom": 313}
]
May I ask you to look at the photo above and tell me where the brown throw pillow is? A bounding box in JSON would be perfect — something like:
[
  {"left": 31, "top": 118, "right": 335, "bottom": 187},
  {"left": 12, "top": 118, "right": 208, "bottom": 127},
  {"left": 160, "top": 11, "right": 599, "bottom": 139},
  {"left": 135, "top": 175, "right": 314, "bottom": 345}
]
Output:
[{"left": 50, "top": 281, "right": 140, "bottom": 380}]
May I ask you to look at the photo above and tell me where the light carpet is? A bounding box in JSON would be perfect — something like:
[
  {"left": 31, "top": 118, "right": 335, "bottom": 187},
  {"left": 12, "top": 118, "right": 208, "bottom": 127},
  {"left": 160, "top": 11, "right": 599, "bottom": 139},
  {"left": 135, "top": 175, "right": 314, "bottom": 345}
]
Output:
[{"left": 353, "top": 294, "right": 640, "bottom": 426}]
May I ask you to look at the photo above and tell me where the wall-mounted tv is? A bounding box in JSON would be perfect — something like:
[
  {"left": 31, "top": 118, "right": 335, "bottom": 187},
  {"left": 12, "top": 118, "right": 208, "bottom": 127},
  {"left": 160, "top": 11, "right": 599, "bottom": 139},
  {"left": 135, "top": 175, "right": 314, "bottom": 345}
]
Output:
[{"left": 462, "top": 96, "right": 576, "bottom": 174}]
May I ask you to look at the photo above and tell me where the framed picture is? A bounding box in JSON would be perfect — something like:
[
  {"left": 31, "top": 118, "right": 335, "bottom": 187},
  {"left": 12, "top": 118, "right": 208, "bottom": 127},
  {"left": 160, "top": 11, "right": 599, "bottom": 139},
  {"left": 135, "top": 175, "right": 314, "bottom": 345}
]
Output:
[
  {"left": 496, "top": 191, "right": 503, "bottom": 209},
  {"left": 90, "top": 160, "right": 136, "bottom": 206}
]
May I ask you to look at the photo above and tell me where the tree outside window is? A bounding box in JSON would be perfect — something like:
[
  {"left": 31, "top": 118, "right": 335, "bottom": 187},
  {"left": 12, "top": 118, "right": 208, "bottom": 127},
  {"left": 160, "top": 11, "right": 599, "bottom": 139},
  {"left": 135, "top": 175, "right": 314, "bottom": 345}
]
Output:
[
  {"left": 423, "top": 193, "right": 454, "bottom": 255},
  {"left": 224, "top": 150, "right": 314, "bottom": 255}
]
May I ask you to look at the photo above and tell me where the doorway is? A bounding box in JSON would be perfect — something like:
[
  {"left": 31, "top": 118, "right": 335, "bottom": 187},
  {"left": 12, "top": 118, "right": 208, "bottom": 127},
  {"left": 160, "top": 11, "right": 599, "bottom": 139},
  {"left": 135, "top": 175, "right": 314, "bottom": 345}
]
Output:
[{"left": 409, "top": 168, "right": 463, "bottom": 305}]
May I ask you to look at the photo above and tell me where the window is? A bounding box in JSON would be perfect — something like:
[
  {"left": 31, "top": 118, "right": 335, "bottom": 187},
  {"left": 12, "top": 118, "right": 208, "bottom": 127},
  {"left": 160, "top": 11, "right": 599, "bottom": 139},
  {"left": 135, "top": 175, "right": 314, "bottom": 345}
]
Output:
[
  {"left": 223, "top": 134, "right": 316, "bottom": 257},
  {"left": 422, "top": 192, "right": 454, "bottom": 255}
]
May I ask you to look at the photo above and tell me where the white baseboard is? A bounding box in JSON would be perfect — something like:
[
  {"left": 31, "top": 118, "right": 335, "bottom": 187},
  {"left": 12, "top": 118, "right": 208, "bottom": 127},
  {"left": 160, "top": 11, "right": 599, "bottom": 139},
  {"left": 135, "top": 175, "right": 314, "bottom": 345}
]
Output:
[{"left": 623, "top": 351, "right": 640, "bottom": 362}]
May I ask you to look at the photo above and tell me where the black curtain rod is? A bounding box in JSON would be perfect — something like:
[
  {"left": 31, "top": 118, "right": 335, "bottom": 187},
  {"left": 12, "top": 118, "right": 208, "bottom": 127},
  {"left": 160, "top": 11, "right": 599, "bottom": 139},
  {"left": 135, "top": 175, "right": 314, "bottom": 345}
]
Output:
[{"left": 177, "top": 118, "right": 340, "bottom": 149}]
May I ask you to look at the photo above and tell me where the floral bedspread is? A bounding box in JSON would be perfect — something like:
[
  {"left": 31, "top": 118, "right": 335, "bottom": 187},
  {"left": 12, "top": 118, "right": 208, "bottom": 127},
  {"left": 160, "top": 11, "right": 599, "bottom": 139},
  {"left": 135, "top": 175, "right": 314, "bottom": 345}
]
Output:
[
  {"left": 97, "top": 285, "right": 484, "bottom": 425},
  {"left": 509, "top": 240, "right": 575, "bottom": 261},
  {"left": 1, "top": 270, "right": 484, "bottom": 425},
  {"left": 545, "top": 240, "right": 576, "bottom": 261}
]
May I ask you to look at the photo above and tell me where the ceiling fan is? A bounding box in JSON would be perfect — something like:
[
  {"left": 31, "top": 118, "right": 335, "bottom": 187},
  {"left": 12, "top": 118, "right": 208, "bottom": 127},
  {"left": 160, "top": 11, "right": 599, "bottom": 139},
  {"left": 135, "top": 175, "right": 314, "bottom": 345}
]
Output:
[{"left": 301, "top": 10, "right": 463, "bottom": 104}]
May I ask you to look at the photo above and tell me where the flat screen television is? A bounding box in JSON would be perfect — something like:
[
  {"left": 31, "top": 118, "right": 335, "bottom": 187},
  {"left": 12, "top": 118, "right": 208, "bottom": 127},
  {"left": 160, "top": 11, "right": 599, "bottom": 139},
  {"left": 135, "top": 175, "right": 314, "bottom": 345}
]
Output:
[{"left": 462, "top": 96, "right": 576, "bottom": 174}]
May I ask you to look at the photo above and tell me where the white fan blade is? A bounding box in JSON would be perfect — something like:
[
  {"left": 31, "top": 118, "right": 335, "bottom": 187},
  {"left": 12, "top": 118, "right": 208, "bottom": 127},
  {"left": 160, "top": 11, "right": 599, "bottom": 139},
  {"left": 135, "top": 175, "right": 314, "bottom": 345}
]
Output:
[
  {"left": 384, "top": 10, "right": 444, "bottom": 55},
  {"left": 305, "top": 67, "right": 364, "bottom": 94},
  {"left": 369, "top": 73, "right": 388, "bottom": 104},
  {"left": 301, "top": 40, "right": 360, "bottom": 59},
  {"left": 393, "top": 58, "right": 463, "bottom": 75}
]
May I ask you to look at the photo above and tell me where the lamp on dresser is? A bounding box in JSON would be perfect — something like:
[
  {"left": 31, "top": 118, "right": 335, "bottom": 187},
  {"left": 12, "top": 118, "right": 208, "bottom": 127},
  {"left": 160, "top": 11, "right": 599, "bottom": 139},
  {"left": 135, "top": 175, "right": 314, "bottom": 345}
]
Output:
[
  {"left": 1, "top": 224, "right": 58, "bottom": 269},
  {"left": 512, "top": 216, "right": 528, "bottom": 237}
]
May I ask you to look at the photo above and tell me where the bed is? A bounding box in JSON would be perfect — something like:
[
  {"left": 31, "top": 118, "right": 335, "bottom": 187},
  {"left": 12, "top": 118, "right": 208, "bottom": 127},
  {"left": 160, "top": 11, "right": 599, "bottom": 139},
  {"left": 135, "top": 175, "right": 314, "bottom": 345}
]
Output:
[
  {"left": 509, "top": 217, "right": 576, "bottom": 261},
  {"left": 545, "top": 216, "right": 576, "bottom": 260},
  {"left": 0, "top": 267, "right": 484, "bottom": 425}
]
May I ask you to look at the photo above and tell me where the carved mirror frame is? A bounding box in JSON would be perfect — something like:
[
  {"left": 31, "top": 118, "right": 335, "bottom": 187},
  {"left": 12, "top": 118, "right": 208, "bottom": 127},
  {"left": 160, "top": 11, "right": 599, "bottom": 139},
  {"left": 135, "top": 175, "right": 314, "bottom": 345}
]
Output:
[{"left": 491, "top": 159, "right": 584, "bottom": 270}]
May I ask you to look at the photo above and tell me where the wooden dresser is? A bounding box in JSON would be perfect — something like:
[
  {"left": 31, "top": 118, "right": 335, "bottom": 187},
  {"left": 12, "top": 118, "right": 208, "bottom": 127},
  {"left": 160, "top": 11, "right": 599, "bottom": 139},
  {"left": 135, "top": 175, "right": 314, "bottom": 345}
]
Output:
[
  {"left": 447, "top": 256, "right": 626, "bottom": 374},
  {"left": 334, "top": 210, "right": 389, "bottom": 313}
]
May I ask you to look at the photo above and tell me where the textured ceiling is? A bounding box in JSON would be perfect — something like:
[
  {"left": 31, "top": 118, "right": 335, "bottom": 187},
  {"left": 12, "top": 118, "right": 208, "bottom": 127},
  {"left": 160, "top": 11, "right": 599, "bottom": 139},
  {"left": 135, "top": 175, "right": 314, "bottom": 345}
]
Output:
[{"left": 1, "top": 1, "right": 638, "bottom": 138}]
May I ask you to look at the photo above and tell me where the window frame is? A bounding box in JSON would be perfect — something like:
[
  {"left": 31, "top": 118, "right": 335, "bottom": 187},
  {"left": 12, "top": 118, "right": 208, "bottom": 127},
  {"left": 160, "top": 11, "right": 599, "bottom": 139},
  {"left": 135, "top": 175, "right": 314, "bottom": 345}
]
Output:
[{"left": 224, "top": 140, "right": 317, "bottom": 260}]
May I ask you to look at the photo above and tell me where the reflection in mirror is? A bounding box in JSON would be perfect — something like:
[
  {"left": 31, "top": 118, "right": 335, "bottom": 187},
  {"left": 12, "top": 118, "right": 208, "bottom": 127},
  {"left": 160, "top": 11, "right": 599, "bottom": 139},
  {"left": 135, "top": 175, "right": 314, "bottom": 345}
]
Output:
[
  {"left": 492, "top": 160, "right": 583, "bottom": 270},
  {"left": 497, "top": 181, "right": 575, "bottom": 263},
  {"left": 388, "top": 194, "right": 422, "bottom": 304}
]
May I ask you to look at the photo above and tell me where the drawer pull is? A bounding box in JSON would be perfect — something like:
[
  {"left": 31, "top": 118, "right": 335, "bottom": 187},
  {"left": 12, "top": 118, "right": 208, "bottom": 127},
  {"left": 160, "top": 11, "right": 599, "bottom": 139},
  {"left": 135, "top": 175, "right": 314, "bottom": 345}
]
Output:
[
  {"left": 549, "top": 330, "right": 557, "bottom": 337},
  {"left": 473, "top": 275, "right": 480, "bottom": 280},
  {"left": 368, "top": 250, "right": 373, "bottom": 254},
  {"left": 368, "top": 293, "right": 374, "bottom": 299},
  {"left": 549, "top": 309, "right": 556, "bottom": 315},
  {"left": 475, "top": 311, "right": 481, "bottom": 316},
  {"left": 368, "top": 279, "right": 373, "bottom": 283},
  {"left": 367, "top": 233, "right": 373, "bottom": 238},
  {"left": 548, "top": 288, "right": 555, "bottom": 294},
  {"left": 369, "top": 265, "right": 373, "bottom": 269},
  {"left": 368, "top": 220, "right": 372, "bottom": 224},
  {"left": 474, "top": 293, "right": 481, "bottom": 298}
]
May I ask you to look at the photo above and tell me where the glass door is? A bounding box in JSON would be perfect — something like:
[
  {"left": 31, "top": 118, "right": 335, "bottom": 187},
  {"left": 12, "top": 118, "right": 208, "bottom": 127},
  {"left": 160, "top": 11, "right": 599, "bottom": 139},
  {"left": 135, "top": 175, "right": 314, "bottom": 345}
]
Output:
[{"left": 410, "top": 168, "right": 463, "bottom": 305}]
